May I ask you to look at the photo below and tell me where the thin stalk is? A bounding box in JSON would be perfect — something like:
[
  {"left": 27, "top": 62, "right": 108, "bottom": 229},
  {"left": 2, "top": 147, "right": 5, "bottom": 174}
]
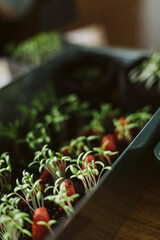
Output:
[{"left": 15, "top": 192, "right": 34, "bottom": 213}]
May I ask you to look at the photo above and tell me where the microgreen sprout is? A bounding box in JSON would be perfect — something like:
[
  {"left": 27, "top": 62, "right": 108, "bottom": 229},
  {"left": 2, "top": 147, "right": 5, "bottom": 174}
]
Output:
[
  {"left": 45, "top": 106, "right": 69, "bottom": 133},
  {"left": 93, "top": 146, "right": 118, "bottom": 166},
  {"left": 0, "top": 120, "right": 20, "bottom": 139},
  {"left": 18, "top": 84, "right": 57, "bottom": 126},
  {"left": 61, "top": 135, "right": 100, "bottom": 157},
  {"left": 125, "top": 106, "right": 152, "bottom": 128},
  {"left": 0, "top": 152, "right": 12, "bottom": 193},
  {"left": 45, "top": 178, "right": 79, "bottom": 218},
  {"left": 66, "top": 152, "right": 112, "bottom": 193},
  {"left": 0, "top": 194, "right": 32, "bottom": 240},
  {"left": 129, "top": 52, "right": 160, "bottom": 90},
  {"left": 13, "top": 170, "right": 44, "bottom": 213},
  {"left": 18, "top": 104, "right": 38, "bottom": 126},
  {"left": 30, "top": 145, "right": 71, "bottom": 181},
  {"left": 113, "top": 106, "right": 152, "bottom": 142},
  {"left": 37, "top": 219, "right": 56, "bottom": 236},
  {"left": 90, "top": 103, "right": 120, "bottom": 132},
  {"left": 25, "top": 122, "right": 50, "bottom": 149},
  {"left": 59, "top": 94, "right": 90, "bottom": 116}
]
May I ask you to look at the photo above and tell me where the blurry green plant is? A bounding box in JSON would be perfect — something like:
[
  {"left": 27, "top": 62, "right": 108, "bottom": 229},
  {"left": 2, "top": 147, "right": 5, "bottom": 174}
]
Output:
[
  {"left": 5, "top": 31, "right": 64, "bottom": 65},
  {"left": 0, "top": 120, "right": 20, "bottom": 140},
  {"left": 90, "top": 103, "right": 120, "bottom": 133},
  {"left": 25, "top": 122, "right": 50, "bottom": 150},
  {"left": 0, "top": 153, "right": 12, "bottom": 194},
  {"left": 0, "top": 84, "right": 56, "bottom": 148},
  {"left": 129, "top": 51, "right": 160, "bottom": 90}
]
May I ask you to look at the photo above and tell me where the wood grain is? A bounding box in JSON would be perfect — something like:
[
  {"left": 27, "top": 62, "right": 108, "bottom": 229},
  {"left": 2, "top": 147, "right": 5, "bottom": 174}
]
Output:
[{"left": 114, "top": 169, "right": 160, "bottom": 240}]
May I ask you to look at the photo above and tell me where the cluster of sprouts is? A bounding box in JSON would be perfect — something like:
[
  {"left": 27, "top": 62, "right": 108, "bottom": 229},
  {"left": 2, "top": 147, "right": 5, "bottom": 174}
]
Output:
[
  {"left": 0, "top": 153, "right": 31, "bottom": 240},
  {"left": 45, "top": 178, "right": 79, "bottom": 218},
  {"left": 61, "top": 135, "right": 100, "bottom": 157},
  {"left": 129, "top": 51, "right": 160, "bottom": 90},
  {"left": 66, "top": 152, "right": 111, "bottom": 193},
  {"left": 30, "top": 144, "right": 71, "bottom": 180},
  {"left": 0, "top": 89, "right": 153, "bottom": 240},
  {"left": 13, "top": 171, "right": 44, "bottom": 213},
  {"left": 0, "top": 194, "right": 32, "bottom": 240},
  {"left": 113, "top": 106, "right": 152, "bottom": 142}
]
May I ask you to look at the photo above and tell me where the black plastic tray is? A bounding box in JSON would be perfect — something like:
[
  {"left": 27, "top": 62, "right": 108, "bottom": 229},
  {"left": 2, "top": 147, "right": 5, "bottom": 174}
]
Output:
[
  {"left": 0, "top": 45, "right": 159, "bottom": 240},
  {"left": 52, "top": 107, "right": 160, "bottom": 240},
  {"left": 0, "top": 45, "right": 148, "bottom": 122}
]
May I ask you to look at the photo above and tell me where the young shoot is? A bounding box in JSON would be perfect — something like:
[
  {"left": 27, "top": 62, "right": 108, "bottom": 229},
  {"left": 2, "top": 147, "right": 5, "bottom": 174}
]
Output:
[
  {"left": 125, "top": 106, "right": 152, "bottom": 128},
  {"left": 128, "top": 52, "right": 160, "bottom": 90},
  {"left": 25, "top": 122, "right": 50, "bottom": 149},
  {"left": 30, "top": 144, "right": 71, "bottom": 181},
  {"left": 113, "top": 106, "right": 152, "bottom": 142},
  {"left": 90, "top": 103, "right": 120, "bottom": 132},
  {"left": 37, "top": 219, "right": 57, "bottom": 236},
  {"left": 61, "top": 135, "right": 100, "bottom": 157},
  {"left": 59, "top": 94, "right": 90, "bottom": 117},
  {"left": 66, "top": 152, "right": 112, "bottom": 193},
  {"left": 0, "top": 120, "right": 20, "bottom": 139},
  {"left": 0, "top": 152, "right": 12, "bottom": 194},
  {"left": 93, "top": 145, "right": 118, "bottom": 166},
  {"left": 0, "top": 194, "right": 32, "bottom": 240},
  {"left": 13, "top": 170, "right": 44, "bottom": 213},
  {"left": 45, "top": 178, "right": 79, "bottom": 218},
  {"left": 44, "top": 105, "right": 69, "bottom": 133},
  {"left": 18, "top": 84, "right": 56, "bottom": 126}
]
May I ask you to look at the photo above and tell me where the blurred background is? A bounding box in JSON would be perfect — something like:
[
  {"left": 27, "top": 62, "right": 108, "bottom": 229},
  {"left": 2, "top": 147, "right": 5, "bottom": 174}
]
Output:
[{"left": 0, "top": 0, "right": 160, "bottom": 87}]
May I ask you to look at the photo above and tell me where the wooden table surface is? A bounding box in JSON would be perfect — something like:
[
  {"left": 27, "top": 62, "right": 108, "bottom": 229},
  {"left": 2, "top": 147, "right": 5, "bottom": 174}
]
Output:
[{"left": 114, "top": 167, "right": 160, "bottom": 240}]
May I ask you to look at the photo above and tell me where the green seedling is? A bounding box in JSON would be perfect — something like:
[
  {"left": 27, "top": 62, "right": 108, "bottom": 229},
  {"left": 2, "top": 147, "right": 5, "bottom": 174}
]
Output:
[
  {"left": 25, "top": 122, "right": 50, "bottom": 149},
  {"left": 13, "top": 170, "right": 44, "bottom": 213},
  {"left": 61, "top": 135, "right": 100, "bottom": 157},
  {"left": 0, "top": 194, "right": 32, "bottom": 240},
  {"left": 45, "top": 178, "right": 79, "bottom": 218},
  {"left": 45, "top": 105, "right": 69, "bottom": 133},
  {"left": 90, "top": 103, "right": 120, "bottom": 132},
  {"left": 0, "top": 152, "right": 12, "bottom": 194},
  {"left": 129, "top": 52, "right": 160, "bottom": 89},
  {"left": 93, "top": 146, "right": 118, "bottom": 166},
  {"left": 66, "top": 151, "right": 111, "bottom": 193},
  {"left": 30, "top": 144, "right": 71, "bottom": 181},
  {"left": 37, "top": 219, "right": 56, "bottom": 236},
  {"left": 113, "top": 106, "right": 152, "bottom": 142}
]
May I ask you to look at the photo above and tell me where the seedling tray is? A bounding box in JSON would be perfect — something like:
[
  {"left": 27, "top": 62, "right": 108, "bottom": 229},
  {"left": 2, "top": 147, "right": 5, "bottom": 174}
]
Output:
[{"left": 0, "top": 45, "right": 159, "bottom": 240}]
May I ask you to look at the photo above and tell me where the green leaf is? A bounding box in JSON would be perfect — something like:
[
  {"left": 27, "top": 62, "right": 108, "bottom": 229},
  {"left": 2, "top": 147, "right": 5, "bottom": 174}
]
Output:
[
  {"left": 70, "top": 165, "right": 78, "bottom": 175},
  {"left": 95, "top": 161, "right": 105, "bottom": 168},
  {"left": 39, "top": 164, "right": 45, "bottom": 173},
  {"left": 21, "top": 229, "right": 32, "bottom": 237},
  {"left": 104, "top": 166, "right": 112, "bottom": 170},
  {"left": 78, "top": 175, "right": 84, "bottom": 181},
  {"left": 87, "top": 135, "right": 99, "bottom": 141},
  {"left": 37, "top": 221, "right": 48, "bottom": 226},
  {"left": 44, "top": 186, "right": 54, "bottom": 193},
  {"left": 82, "top": 151, "right": 93, "bottom": 161},
  {"left": 36, "top": 191, "right": 42, "bottom": 201},
  {"left": 77, "top": 152, "right": 84, "bottom": 165},
  {"left": 48, "top": 219, "right": 57, "bottom": 225}
]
